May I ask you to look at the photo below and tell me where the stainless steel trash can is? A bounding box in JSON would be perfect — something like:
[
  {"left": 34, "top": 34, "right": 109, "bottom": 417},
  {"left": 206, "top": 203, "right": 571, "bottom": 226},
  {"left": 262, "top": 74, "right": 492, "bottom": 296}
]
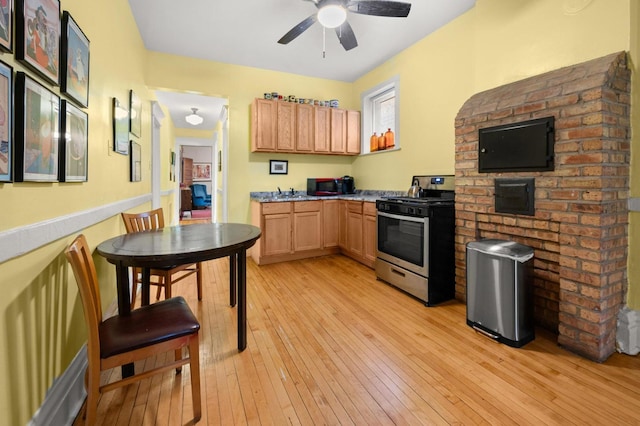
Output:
[{"left": 466, "top": 239, "right": 534, "bottom": 348}]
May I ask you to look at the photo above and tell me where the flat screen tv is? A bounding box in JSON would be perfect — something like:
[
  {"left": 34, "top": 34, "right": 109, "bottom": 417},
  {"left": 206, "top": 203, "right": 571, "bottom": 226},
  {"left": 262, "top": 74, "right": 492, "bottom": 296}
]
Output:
[{"left": 478, "top": 116, "right": 555, "bottom": 173}]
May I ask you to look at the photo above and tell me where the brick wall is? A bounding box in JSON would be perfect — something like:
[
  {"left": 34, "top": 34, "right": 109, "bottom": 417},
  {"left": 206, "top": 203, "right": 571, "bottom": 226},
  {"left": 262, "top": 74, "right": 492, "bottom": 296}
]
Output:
[{"left": 454, "top": 52, "right": 630, "bottom": 362}]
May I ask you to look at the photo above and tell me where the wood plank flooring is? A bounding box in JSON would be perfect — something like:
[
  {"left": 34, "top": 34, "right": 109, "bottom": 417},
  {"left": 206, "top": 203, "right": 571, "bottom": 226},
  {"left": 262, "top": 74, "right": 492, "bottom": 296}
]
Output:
[{"left": 77, "top": 254, "right": 640, "bottom": 425}]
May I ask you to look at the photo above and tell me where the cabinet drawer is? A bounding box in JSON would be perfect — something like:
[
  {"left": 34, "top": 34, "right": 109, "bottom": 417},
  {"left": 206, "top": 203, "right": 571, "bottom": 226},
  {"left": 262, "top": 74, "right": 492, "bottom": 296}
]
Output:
[
  {"left": 347, "top": 201, "right": 362, "bottom": 214},
  {"left": 363, "top": 202, "right": 376, "bottom": 216},
  {"left": 262, "top": 202, "right": 291, "bottom": 214},
  {"left": 294, "top": 200, "right": 322, "bottom": 212}
]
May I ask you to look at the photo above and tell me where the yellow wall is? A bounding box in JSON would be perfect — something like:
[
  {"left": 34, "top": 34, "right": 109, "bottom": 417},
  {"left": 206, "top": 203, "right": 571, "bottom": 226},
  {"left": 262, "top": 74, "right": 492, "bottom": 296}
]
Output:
[
  {"left": 627, "top": 0, "right": 640, "bottom": 309},
  {"left": 0, "top": 0, "right": 155, "bottom": 423}
]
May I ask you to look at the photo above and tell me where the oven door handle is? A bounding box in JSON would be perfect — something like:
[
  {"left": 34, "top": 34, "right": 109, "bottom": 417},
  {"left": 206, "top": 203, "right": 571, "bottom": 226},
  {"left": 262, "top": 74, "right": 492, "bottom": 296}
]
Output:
[{"left": 377, "top": 211, "right": 426, "bottom": 223}]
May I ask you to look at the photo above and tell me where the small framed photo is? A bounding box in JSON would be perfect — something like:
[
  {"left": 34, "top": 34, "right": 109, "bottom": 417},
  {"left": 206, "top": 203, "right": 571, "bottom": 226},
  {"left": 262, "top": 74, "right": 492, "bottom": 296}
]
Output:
[
  {"left": 193, "top": 162, "right": 211, "bottom": 181},
  {"left": 16, "top": 0, "right": 61, "bottom": 86},
  {"left": 129, "top": 90, "right": 141, "bottom": 137},
  {"left": 130, "top": 140, "right": 141, "bottom": 182},
  {"left": 60, "top": 11, "right": 89, "bottom": 107},
  {"left": 269, "top": 159, "right": 288, "bottom": 175},
  {"left": 14, "top": 71, "right": 60, "bottom": 182},
  {"left": 112, "top": 97, "right": 128, "bottom": 155},
  {"left": 59, "top": 100, "right": 87, "bottom": 182},
  {"left": 0, "top": 60, "right": 12, "bottom": 182},
  {"left": 0, "top": 0, "right": 13, "bottom": 52}
]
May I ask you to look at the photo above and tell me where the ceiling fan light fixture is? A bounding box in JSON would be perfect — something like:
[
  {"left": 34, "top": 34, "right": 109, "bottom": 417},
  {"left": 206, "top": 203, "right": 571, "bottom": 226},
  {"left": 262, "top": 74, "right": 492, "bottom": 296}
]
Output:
[
  {"left": 185, "top": 107, "right": 204, "bottom": 126},
  {"left": 317, "top": 5, "right": 347, "bottom": 28}
]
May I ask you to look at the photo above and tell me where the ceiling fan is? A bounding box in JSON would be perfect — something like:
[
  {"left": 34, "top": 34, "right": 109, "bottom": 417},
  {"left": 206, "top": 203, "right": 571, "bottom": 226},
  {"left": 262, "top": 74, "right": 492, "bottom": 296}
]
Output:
[{"left": 278, "top": 0, "right": 412, "bottom": 52}]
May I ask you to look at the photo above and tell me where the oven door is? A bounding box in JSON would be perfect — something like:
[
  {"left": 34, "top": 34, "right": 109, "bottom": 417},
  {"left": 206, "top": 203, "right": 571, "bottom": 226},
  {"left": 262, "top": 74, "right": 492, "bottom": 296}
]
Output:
[{"left": 377, "top": 211, "right": 428, "bottom": 277}]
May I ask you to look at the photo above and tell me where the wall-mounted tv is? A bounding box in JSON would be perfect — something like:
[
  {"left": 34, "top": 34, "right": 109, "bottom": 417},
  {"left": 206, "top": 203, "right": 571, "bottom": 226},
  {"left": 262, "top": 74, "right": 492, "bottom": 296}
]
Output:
[{"left": 478, "top": 116, "right": 555, "bottom": 173}]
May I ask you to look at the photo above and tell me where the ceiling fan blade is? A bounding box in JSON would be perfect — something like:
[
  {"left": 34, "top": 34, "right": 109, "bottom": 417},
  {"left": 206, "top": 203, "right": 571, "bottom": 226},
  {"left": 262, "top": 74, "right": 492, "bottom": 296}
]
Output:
[
  {"left": 278, "top": 14, "right": 318, "bottom": 44},
  {"left": 335, "top": 20, "right": 358, "bottom": 51},
  {"left": 346, "top": 1, "right": 412, "bottom": 18}
]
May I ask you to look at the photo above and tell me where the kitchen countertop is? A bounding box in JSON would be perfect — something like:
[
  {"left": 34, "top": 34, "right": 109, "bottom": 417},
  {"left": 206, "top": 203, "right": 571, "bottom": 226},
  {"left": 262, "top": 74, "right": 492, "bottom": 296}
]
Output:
[{"left": 250, "top": 190, "right": 405, "bottom": 203}]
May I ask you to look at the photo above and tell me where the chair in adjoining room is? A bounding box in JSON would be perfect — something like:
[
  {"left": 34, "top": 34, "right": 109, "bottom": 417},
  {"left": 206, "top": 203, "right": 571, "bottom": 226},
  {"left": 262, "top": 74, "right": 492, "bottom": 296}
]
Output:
[
  {"left": 121, "top": 208, "right": 203, "bottom": 307},
  {"left": 190, "top": 184, "right": 212, "bottom": 209},
  {"left": 64, "top": 234, "right": 201, "bottom": 425}
]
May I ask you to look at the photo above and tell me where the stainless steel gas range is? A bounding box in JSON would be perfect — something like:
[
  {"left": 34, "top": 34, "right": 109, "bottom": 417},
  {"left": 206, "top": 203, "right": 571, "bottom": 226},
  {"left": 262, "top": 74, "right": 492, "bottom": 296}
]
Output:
[{"left": 375, "top": 175, "right": 455, "bottom": 306}]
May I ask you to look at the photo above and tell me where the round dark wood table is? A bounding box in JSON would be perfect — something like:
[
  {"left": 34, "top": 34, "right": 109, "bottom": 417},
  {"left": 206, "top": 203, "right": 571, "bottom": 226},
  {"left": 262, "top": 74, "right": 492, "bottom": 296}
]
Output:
[{"left": 97, "top": 223, "right": 261, "bottom": 359}]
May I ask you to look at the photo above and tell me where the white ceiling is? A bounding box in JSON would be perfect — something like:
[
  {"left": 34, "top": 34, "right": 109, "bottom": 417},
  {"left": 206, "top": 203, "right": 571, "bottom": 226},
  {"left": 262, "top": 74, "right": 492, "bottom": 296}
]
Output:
[{"left": 129, "top": 0, "right": 476, "bottom": 129}]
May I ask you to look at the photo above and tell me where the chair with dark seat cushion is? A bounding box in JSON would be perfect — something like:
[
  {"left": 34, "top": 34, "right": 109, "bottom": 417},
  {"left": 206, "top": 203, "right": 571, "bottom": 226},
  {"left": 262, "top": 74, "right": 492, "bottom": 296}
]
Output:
[
  {"left": 190, "top": 184, "right": 212, "bottom": 209},
  {"left": 65, "top": 234, "right": 201, "bottom": 424},
  {"left": 121, "top": 208, "right": 203, "bottom": 307}
]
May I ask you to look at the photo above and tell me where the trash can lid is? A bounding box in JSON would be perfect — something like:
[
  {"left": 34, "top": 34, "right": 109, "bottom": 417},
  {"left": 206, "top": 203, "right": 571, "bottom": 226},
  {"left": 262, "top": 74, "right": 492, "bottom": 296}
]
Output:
[{"left": 466, "top": 239, "right": 534, "bottom": 263}]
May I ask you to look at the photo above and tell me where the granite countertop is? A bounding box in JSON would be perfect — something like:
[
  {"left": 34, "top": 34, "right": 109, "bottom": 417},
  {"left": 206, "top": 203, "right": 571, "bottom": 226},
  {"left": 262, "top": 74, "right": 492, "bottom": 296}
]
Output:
[{"left": 250, "top": 190, "right": 405, "bottom": 203}]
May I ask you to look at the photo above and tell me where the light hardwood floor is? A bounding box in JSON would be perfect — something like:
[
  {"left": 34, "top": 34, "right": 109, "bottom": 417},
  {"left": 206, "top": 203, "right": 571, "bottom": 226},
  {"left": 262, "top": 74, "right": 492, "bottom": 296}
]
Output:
[{"left": 77, "top": 254, "right": 640, "bottom": 425}]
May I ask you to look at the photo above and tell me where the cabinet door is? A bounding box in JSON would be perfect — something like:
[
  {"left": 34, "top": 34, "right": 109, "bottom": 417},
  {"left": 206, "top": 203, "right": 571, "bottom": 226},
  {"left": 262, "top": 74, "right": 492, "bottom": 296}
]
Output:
[
  {"left": 323, "top": 200, "right": 340, "bottom": 248},
  {"left": 347, "top": 210, "right": 363, "bottom": 257},
  {"left": 294, "top": 210, "right": 322, "bottom": 251},
  {"left": 263, "top": 213, "right": 292, "bottom": 255},
  {"left": 363, "top": 206, "right": 377, "bottom": 264},
  {"left": 277, "top": 102, "right": 296, "bottom": 151},
  {"left": 330, "top": 108, "right": 347, "bottom": 153},
  {"left": 314, "top": 106, "right": 331, "bottom": 153},
  {"left": 346, "top": 110, "right": 361, "bottom": 155},
  {"left": 296, "top": 103, "right": 314, "bottom": 152},
  {"left": 251, "top": 99, "right": 277, "bottom": 151},
  {"left": 338, "top": 200, "right": 347, "bottom": 248}
]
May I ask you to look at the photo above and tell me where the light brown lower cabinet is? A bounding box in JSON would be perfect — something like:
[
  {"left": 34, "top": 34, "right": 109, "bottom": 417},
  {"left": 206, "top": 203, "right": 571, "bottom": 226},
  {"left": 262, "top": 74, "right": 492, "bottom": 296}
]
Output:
[
  {"left": 293, "top": 201, "right": 322, "bottom": 251},
  {"left": 251, "top": 199, "right": 376, "bottom": 267}
]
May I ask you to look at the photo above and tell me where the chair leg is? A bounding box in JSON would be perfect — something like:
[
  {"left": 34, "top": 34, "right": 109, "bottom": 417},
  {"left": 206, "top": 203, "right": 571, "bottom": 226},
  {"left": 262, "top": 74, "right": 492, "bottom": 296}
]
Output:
[
  {"left": 189, "top": 335, "right": 202, "bottom": 422},
  {"left": 175, "top": 347, "right": 183, "bottom": 373},
  {"left": 196, "top": 262, "right": 203, "bottom": 301},
  {"left": 130, "top": 267, "right": 139, "bottom": 308},
  {"left": 85, "top": 363, "right": 101, "bottom": 425}
]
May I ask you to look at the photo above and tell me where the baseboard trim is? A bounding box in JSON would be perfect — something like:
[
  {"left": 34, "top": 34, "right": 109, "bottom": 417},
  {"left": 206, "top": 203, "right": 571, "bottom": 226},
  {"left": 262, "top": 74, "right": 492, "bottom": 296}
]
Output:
[
  {"left": 29, "top": 346, "right": 87, "bottom": 426},
  {"left": 617, "top": 306, "right": 640, "bottom": 355}
]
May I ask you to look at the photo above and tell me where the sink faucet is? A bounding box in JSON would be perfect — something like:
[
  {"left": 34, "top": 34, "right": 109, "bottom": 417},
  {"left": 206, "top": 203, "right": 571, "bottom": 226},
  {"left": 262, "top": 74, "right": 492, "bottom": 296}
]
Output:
[
  {"left": 290, "top": 187, "right": 295, "bottom": 196},
  {"left": 277, "top": 187, "right": 282, "bottom": 195}
]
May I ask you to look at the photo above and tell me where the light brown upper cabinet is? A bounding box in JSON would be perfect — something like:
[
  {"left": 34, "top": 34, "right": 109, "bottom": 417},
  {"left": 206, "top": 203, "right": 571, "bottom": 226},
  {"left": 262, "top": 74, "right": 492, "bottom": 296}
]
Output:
[{"left": 251, "top": 98, "right": 360, "bottom": 155}]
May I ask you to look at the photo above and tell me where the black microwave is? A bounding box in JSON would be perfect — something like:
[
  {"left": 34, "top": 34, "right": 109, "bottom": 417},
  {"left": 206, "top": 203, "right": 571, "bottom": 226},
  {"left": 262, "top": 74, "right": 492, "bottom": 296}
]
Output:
[
  {"left": 307, "top": 176, "right": 356, "bottom": 196},
  {"left": 307, "top": 178, "right": 341, "bottom": 196}
]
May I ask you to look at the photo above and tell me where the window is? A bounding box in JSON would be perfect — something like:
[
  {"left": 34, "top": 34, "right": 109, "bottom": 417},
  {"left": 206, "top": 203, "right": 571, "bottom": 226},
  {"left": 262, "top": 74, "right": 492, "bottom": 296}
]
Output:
[{"left": 361, "top": 76, "right": 399, "bottom": 154}]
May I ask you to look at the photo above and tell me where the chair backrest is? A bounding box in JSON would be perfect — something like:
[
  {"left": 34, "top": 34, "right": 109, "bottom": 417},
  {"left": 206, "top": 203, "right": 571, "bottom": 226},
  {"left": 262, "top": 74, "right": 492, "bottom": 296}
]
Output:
[
  {"left": 121, "top": 208, "right": 165, "bottom": 233},
  {"left": 65, "top": 235, "right": 102, "bottom": 363},
  {"left": 191, "top": 184, "right": 205, "bottom": 198}
]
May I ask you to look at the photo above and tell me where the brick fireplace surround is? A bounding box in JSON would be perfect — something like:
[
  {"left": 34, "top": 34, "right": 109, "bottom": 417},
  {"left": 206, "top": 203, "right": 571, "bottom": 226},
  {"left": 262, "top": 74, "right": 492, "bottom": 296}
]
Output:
[{"left": 454, "top": 51, "right": 631, "bottom": 362}]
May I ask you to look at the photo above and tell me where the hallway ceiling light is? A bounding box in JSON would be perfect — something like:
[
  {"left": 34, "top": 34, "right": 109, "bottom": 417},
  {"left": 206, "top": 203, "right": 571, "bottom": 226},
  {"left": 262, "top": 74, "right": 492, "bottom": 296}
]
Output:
[{"left": 185, "top": 108, "right": 204, "bottom": 125}]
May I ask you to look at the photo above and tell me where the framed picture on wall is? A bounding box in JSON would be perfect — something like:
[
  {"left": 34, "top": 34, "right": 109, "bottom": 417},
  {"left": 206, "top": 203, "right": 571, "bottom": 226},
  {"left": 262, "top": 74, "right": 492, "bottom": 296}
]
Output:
[
  {"left": 0, "top": 60, "right": 12, "bottom": 182},
  {"left": 193, "top": 162, "right": 211, "bottom": 181},
  {"left": 130, "top": 140, "right": 141, "bottom": 182},
  {"left": 269, "top": 159, "right": 288, "bottom": 175},
  {"left": 59, "top": 100, "right": 87, "bottom": 182},
  {"left": 0, "top": 0, "right": 13, "bottom": 52},
  {"left": 14, "top": 71, "right": 60, "bottom": 182},
  {"left": 60, "top": 11, "right": 89, "bottom": 107},
  {"left": 129, "top": 90, "right": 141, "bottom": 137},
  {"left": 15, "top": 0, "right": 61, "bottom": 86},
  {"left": 112, "top": 97, "right": 129, "bottom": 155}
]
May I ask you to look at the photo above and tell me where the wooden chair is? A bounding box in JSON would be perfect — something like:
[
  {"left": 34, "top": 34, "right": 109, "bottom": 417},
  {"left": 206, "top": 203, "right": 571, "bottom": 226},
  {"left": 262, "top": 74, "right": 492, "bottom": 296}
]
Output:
[
  {"left": 121, "top": 208, "right": 203, "bottom": 307},
  {"left": 65, "top": 234, "right": 201, "bottom": 424}
]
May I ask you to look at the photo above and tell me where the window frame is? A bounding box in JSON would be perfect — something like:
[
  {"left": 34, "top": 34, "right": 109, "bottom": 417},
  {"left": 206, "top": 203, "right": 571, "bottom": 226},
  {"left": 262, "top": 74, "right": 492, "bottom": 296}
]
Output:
[{"left": 361, "top": 76, "right": 400, "bottom": 154}]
